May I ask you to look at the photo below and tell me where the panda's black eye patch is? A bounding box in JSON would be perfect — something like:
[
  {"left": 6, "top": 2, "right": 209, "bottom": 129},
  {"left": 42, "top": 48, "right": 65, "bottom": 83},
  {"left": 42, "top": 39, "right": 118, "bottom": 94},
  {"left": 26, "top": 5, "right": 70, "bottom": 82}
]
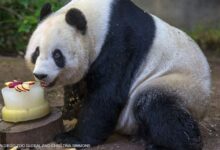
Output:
[
  {"left": 31, "top": 47, "right": 40, "bottom": 64},
  {"left": 53, "top": 49, "right": 65, "bottom": 68}
]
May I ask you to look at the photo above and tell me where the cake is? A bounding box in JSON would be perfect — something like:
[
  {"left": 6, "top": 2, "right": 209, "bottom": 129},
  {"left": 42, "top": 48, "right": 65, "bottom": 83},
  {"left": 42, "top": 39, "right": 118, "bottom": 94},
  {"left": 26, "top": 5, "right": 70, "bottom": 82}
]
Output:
[{"left": 1, "top": 80, "right": 50, "bottom": 123}]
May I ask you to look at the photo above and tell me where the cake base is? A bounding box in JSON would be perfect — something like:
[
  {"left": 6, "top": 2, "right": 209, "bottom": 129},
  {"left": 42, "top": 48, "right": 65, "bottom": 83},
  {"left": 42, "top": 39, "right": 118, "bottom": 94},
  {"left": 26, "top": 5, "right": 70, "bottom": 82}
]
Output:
[
  {"left": 2, "top": 101, "right": 50, "bottom": 123},
  {"left": 0, "top": 108, "right": 64, "bottom": 144}
]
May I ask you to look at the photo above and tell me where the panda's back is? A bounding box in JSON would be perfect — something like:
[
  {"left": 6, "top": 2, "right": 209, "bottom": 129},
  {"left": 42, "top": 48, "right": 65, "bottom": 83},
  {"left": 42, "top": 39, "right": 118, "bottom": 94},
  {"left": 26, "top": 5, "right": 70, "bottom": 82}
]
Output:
[
  {"left": 116, "top": 15, "right": 211, "bottom": 135},
  {"left": 130, "top": 15, "right": 211, "bottom": 94}
]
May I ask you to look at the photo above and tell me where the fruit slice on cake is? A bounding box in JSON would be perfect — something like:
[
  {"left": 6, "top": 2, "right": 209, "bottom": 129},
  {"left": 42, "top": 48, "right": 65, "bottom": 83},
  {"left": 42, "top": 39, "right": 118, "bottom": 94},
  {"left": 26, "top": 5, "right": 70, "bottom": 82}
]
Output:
[{"left": 1, "top": 80, "right": 50, "bottom": 123}]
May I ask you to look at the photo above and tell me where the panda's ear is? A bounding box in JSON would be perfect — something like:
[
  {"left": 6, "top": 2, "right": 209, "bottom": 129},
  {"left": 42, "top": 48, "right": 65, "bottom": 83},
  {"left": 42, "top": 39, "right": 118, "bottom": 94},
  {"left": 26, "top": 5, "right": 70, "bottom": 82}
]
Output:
[
  {"left": 40, "top": 3, "right": 52, "bottom": 21},
  {"left": 65, "top": 8, "right": 87, "bottom": 35}
]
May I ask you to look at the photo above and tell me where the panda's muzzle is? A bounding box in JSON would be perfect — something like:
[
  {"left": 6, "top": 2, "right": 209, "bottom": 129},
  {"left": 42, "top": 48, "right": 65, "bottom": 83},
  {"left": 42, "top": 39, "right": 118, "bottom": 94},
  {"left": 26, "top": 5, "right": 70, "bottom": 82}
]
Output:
[{"left": 40, "top": 77, "right": 57, "bottom": 88}]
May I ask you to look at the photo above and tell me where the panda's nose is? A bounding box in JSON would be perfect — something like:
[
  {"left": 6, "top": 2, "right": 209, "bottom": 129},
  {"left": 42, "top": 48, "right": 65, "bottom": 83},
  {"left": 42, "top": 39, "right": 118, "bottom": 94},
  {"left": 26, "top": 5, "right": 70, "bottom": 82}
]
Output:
[{"left": 34, "top": 73, "right": 48, "bottom": 80}]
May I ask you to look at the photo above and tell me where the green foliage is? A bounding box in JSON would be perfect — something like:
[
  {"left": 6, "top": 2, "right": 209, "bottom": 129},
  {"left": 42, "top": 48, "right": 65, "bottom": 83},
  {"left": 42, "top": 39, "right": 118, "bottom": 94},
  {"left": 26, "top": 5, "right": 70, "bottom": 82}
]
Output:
[
  {"left": 189, "top": 27, "right": 220, "bottom": 56},
  {"left": 0, "top": 0, "right": 66, "bottom": 56}
]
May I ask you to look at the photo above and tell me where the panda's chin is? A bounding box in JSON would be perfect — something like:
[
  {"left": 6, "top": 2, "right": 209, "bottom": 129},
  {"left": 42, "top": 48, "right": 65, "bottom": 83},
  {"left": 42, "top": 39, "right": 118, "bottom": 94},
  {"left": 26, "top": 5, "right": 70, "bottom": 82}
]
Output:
[{"left": 46, "top": 80, "right": 57, "bottom": 88}]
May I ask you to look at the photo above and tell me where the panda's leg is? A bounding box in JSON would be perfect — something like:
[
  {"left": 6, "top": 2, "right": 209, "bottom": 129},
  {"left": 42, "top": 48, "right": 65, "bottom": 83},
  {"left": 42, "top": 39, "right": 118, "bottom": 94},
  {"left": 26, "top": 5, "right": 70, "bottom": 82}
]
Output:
[{"left": 133, "top": 88, "right": 202, "bottom": 150}]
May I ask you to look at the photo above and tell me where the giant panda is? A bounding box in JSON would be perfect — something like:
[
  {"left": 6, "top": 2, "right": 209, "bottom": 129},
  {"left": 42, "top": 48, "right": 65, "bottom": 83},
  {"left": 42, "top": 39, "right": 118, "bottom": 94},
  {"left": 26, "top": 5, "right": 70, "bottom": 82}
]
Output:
[{"left": 25, "top": 0, "right": 211, "bottom": 149}]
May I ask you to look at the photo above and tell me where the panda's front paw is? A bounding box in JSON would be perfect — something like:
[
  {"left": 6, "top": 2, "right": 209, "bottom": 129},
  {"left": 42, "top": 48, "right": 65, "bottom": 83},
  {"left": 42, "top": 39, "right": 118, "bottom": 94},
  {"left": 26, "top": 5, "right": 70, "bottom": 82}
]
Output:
[{"left": 54, "top": 132, "right": 81, "bottom": 144}]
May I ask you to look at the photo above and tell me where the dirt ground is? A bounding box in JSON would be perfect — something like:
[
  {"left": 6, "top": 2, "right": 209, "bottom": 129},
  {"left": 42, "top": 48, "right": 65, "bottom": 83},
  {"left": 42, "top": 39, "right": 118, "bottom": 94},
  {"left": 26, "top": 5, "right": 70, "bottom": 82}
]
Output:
[{"left": 0, "top": 55, "right": 219, "bottom": 150}]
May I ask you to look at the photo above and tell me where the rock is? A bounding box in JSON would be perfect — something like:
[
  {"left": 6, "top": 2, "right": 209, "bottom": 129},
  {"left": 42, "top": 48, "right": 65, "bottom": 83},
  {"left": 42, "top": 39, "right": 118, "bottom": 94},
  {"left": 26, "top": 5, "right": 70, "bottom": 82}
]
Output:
[{"left": 0, "top": 108, "right": 63, "bottom": 144}]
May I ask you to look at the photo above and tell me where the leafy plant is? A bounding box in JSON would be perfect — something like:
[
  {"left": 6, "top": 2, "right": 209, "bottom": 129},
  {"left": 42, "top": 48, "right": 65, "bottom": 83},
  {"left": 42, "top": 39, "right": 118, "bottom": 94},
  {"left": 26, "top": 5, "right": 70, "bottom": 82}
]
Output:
[{"left": 0, "top": 0, "right": 67, "bottom": 56}]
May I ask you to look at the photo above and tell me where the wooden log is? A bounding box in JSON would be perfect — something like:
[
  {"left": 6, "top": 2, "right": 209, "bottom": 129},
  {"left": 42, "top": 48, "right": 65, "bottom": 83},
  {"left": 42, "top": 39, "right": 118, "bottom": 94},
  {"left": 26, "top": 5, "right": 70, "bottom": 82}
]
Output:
[{"left": 0, "top": 108, "right": 63, "bottom": 144}]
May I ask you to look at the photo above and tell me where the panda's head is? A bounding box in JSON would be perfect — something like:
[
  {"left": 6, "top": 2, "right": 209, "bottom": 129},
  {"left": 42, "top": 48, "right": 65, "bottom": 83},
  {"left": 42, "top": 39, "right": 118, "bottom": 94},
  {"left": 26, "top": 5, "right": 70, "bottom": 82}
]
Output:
[{"left": 25, "top": 3, "right": 91, "bottom": 87}]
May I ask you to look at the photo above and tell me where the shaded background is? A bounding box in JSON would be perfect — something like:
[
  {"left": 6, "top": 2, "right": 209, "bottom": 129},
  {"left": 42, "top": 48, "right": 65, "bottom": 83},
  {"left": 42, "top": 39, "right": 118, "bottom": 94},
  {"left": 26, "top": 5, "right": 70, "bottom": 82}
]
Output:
[
  {"left": 0, "top": 0, "right": 220, "bottom": 150},
  {"left": 133, "top": 0, "right": 220, "bottom": 29}
]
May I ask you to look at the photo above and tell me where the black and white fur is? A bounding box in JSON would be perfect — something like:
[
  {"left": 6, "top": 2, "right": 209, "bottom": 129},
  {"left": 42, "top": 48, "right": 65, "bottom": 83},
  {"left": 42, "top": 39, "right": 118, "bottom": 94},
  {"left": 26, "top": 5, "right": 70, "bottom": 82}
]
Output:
[{"left": 25, "top": 0, "right": 211, "bottom": 149}]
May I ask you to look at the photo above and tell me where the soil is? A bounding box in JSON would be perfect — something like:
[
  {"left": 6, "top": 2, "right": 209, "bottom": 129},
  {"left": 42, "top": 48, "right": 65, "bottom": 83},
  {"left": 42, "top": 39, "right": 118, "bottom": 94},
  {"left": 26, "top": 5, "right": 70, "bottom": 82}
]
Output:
[{"left": 0, "top": 55, "right": 219, "bottom": 150}]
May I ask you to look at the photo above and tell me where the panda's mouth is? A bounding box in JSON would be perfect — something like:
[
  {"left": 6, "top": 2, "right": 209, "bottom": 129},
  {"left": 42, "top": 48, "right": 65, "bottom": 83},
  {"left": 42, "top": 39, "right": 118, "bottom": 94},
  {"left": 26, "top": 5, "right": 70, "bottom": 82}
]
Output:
[{"left": 40, "top": 78, "right": 57, "bottom": 88}]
